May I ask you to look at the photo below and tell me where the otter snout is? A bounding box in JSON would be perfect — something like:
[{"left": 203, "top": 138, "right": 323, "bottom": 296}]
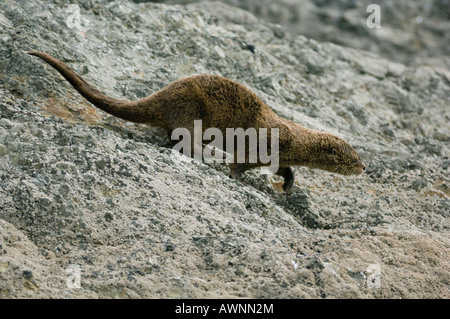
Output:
[{"left": 354, "top": 163, "right": 365, "bottom": 175}]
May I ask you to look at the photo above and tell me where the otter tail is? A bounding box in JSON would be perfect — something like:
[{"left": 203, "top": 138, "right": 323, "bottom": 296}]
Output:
[{"left": 27, "top": 51, "right": 150, "bottom": 123}]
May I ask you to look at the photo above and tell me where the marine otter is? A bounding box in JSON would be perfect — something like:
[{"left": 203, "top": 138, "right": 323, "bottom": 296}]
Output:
[{"left": 27, "top": 50, "right": 365, "bottom": 191}]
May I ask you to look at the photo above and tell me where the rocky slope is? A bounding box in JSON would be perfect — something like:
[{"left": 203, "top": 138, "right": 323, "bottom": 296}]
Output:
[
  {"left": 0, "top": 0, "right": 448, "bottom": 298},
  {"left": 152, "top": 0, "right": 450, "bottom": 66}
]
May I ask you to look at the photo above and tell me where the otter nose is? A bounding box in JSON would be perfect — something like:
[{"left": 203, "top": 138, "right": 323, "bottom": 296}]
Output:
[{"left": 363, "top": 165, "right": 366, "bottom": 171}]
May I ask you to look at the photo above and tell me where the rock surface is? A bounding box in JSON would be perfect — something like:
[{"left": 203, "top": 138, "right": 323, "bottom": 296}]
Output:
[
  {"left": 153, "top": 0, "right": 450, "bottom": 66},
  {"left": 0, "top": 0, "right": 449, "bottom": 298}
]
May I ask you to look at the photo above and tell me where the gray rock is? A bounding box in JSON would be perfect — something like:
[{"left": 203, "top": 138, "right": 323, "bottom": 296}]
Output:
[
  {"left": 156, "top": 0, "right": 450, "bottom": 66},
  {"left": 0, "top": 0, "right": 448, "bottom": 299},
  {"left": 411, "top": 178, "right": 429, "bottom": 191}
]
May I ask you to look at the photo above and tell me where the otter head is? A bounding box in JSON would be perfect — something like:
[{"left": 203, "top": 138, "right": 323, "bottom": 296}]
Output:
[{"left": 313, "top": 134, "right": 365, "bottom": 176}]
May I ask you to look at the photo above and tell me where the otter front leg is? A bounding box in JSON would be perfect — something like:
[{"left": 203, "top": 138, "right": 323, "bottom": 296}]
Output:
[{"left": 276, "top": 167, "right": 294, "bottom": 192}]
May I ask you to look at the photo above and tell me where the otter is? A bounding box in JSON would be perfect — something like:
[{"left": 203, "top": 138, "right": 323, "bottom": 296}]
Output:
[{"left": 27, "top": 51, "right": 365, "bottom": 191}]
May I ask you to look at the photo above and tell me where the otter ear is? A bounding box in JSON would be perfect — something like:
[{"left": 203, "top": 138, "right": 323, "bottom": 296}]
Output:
[{"left": 332, "top": 148, "right": 338, "bottom": 156}]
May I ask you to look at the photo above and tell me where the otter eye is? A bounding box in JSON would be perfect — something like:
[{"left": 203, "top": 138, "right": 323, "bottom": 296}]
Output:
[{"left": 352, "top": 159, "right": 357, "bottom": 164}]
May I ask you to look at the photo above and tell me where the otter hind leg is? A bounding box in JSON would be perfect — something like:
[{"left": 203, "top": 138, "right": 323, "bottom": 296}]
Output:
[
  {"left": 276, "top": 167, "right": 295, "bottom": 192},
  {"left": 229, "top": 163, "right": 247, "bottom": 179}
]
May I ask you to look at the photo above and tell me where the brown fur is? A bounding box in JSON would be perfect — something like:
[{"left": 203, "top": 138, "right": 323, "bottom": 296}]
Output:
[{"left": 27, "top": 51, "right": 365, "bottom": 191}]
